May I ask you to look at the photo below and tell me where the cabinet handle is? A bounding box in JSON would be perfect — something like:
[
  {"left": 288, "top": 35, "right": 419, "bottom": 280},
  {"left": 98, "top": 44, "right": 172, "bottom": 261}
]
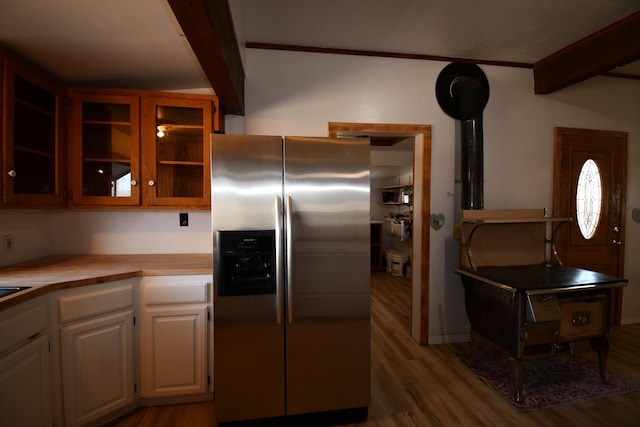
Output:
[
  {"left": 130, "top": 179, "right": 137, "bottom": 186},
  {"left": 8, "top": 169, "right": 16, "bottom": 178},
  {"left": 148, "top": 180, "right": 155, "bottom": 186}
]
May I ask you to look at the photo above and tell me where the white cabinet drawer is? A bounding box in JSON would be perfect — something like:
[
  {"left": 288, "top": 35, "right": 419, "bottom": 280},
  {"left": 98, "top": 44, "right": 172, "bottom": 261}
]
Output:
[
  {"left": 58, "top": 280, "right": 135, "bottom": 324},
  {"left": 0, "top": 297, "right": 48, "bottom": 355},
  {"left": 141, "top": 275, "right": 210, "bottom": 305}
]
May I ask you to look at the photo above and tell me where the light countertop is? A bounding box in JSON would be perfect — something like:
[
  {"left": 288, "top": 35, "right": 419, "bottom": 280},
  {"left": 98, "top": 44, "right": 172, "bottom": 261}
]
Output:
[{"left": 0, "top": 254, "right": 213, "bottom": 310}]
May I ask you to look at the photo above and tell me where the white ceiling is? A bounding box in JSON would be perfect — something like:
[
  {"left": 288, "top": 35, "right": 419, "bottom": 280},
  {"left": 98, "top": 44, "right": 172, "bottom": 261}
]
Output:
[
  {"left": 0, "top": 0, "right": 638, "bottom": 92},
  {"left": 232, "top": 0, "right": 639, "bottom": 67},
  {"left": 0, "top": 0, "right": 208, "bottom": 91}
]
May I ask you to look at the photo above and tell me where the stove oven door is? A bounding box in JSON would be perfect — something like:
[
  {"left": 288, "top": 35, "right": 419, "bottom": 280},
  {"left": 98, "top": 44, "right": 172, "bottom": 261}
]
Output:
[{"left": 558, "top": 294, "right": 607, "bottom": 341}]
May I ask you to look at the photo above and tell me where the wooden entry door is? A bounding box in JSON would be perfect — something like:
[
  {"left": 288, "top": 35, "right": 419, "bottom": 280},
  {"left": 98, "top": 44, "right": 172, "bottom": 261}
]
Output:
[{"left": 553, "top": 127, "right": 627, "bottom": 324}]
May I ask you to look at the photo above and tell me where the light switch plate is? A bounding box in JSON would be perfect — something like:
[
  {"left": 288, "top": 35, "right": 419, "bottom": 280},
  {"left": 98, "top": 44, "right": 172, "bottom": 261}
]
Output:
[{"left": 179, "top": 212, "right": 189, "bottom": 227}]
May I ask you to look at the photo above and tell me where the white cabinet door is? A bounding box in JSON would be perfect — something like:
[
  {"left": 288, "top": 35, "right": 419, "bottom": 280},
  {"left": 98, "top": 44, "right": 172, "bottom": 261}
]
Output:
[
  {"left": 141, "top": 305, "right": 207, "bottom": 397},
  {"left": 61, "top": 309, "right": 135, "bottom": 427},
  {"left": 0, "top": 334, "right": 52, "bottom": 427}
]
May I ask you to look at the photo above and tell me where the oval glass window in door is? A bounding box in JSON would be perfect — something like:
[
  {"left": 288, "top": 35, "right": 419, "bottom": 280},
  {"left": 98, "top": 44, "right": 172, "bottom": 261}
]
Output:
[{"left": 576, "top": 158, "right": 602, "bottom": 239}]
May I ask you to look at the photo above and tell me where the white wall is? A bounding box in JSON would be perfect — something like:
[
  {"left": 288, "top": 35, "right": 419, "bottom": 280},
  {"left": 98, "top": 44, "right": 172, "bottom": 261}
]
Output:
[
  {"left": 0, "top": 210, "right": 211, "bottom": 267},
  {"left": 2, "top": 47, "right": 639, "bottom": 336},
  {"left": 229, "top": 48, "right": 640, "bottom": 337},
  {"left": 47, "top": 210, "right": 212, "bottom": 254},
  {"left": 0, "top": 210, "right": 52, "bottom": 266}
]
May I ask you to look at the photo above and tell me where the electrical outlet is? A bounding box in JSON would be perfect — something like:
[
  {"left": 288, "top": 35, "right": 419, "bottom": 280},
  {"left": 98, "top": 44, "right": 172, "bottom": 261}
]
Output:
[
  {"left": 179, "top": 213, "right": 189, "bottom": 227},
  {"left": 3, "top": 234, "right": 14, "bottom": 252}
]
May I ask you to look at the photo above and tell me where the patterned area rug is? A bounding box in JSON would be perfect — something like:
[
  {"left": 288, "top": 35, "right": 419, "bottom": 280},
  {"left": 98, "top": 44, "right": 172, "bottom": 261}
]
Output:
[{"left": 460, "top": 350, "right": 640, "bottom": 412}]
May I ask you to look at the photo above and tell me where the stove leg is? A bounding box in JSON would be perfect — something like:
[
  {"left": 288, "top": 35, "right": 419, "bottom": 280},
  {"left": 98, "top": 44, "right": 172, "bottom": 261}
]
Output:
[
  {"left": 510, "top": 358, "right": 528, "bottom": 403},
  {"left": 594, "top": 337, "right": 610, "bottom": 384}
]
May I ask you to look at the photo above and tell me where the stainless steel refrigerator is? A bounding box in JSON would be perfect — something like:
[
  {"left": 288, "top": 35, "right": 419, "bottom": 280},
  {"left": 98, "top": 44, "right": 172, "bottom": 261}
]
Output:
[{"left": 211, "top": 135, "right": 371, "bottom": 424}]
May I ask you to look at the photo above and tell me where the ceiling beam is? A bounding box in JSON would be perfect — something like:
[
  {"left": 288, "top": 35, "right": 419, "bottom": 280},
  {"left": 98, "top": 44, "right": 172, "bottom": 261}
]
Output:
[
  {"left": 168, "top": 0, "right": 245, "bottom": 115},
  {"left": 533, "top": 11, "right": 640, "bottom": 94}
]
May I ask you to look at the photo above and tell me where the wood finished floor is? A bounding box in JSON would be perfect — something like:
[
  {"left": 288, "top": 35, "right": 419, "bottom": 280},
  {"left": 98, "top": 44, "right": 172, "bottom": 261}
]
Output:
[{"left": 109, "top": 272, "right": 640, "bottom": 426}]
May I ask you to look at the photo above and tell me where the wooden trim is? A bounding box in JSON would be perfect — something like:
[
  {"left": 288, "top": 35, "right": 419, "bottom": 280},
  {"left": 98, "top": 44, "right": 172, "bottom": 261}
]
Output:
[
  {"left": 168, "top": 0, "right": 245, "bottom": 115},
  {"left": 247, "top": 42, "right": 531, "bottom": 69},
  {"left": 602, "top": 71, "right": 640, "bottom": 81},
  {"left": 534, "top": 11, "right": 640, "bottom": 94},
  {"left": 329, "top": 122, "right": 432, "bottom": 345}
]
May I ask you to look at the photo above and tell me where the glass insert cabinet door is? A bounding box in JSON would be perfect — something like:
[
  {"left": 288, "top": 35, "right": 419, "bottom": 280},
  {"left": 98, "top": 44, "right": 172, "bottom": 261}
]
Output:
[
  {"left": 142, "top": 97, "right": 212, "bottom": 207},
  {"left": 2, "top": 60, "right": 64, "bottom": 206},
  {"left": 69, "top": 93, "right": 141, "bottom": 206}
]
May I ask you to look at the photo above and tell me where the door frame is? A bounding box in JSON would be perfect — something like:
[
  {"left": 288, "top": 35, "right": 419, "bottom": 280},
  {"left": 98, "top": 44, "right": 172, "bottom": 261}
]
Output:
[{"left": 328, "top": 122, "right": 432, "bottom": 344}]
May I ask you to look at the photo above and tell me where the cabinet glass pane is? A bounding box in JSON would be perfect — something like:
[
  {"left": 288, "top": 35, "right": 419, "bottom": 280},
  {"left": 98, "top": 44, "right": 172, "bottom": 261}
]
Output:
[
  {"left": 156, "top": 105, "right": 203, "bottom": 126},
  {"left": 83, "top": 102, "right": 131, "bottom": 122},
  {"left": 82, "top": 161, "right": 131, "bottom": 197},
  {"left": 156, "top": 165, "right": 203, "bottom": 198},
  {"left": 82, "top": 102, "right": 132, "bottom": 197},
  {"left": 157, "top": 128, "right": 203, "bottom": 163},
  {"left": 12, "top": 76, "right": 56, "bottom": 194},
  {"left": 154, "top": 105, "right": 204, "bottom": 198}
]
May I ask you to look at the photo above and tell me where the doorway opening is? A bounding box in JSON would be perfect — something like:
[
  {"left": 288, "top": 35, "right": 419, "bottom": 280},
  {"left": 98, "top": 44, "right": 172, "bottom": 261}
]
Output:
[{"left": 328, "top": 122, "right": 432, "bottom": 344}]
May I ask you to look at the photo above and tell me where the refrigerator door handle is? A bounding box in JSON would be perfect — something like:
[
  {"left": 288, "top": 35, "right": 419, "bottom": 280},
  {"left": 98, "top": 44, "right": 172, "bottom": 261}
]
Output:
[
  {"left": 275, "top": 195, "right": 283, "bottom": 324},
  {"left": 286, "top": 195, "right": 294, "bottom": 324}
]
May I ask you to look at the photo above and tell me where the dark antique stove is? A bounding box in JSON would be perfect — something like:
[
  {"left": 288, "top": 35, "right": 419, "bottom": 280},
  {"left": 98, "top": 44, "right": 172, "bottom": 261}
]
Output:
[
  {"left": 455, "top": 209, "right": 627, "bottom": 402},
  {"left": 436, "top": 63, "right": 628, "bottom": 402}
]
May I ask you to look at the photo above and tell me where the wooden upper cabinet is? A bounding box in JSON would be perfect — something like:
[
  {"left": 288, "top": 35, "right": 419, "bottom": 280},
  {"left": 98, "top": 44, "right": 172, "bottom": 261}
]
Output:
[
  {"left": 142, "top": 96, "right": 213, "bottom": 208},
  {"left": 2, "top": 56, "right": 66, "bottom": 207},
  {"left": 67, "top": 91, "right": 141, "bottom": 207},
  {"left": 67, "top": 89, "right": 220, "bottom": 209},
  {"left": 1, "top": 47, "right": 222, "bottom": 210}
]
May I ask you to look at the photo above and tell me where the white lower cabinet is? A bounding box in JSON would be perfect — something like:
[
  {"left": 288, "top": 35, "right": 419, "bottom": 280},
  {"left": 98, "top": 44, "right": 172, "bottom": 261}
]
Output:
[
  {"left": 139, "top": 275, "right": 211, "bottom": 399},
  {"left": 56, "top": 280, "right": 136, "bottom": 427},
  {"left": 141, "top": 305, "right": 207, "bottom": 397},
  {"left": 4, "top": 274, "right": 214, "bottom": 426},
  {"left": 0, "top": 297, "right": 52, "bottom": 427}
]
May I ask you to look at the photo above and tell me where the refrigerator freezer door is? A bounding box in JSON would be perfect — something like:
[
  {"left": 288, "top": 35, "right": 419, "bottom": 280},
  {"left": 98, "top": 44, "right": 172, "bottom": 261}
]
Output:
[
  {"left": 284, "top": 136, "right": 371, "bottom": 414},
  {"left": 211, "top": 134, "right": 285, "bottom": 422}
]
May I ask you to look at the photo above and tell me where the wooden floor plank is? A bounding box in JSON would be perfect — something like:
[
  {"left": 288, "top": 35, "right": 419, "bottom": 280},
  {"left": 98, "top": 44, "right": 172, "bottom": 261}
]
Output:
[{"left": 108, "top": 271, "right": 640, "bottom": 426}]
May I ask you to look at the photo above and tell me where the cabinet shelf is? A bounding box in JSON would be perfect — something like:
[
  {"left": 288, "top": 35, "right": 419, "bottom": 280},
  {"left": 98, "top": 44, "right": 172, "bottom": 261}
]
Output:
[
  {"left": 83, "top": 120, "right": 132, "bottom": 126},
  {"left": 15, "top": 97, "right": 55, "bottom": 118},
  {"left": 157, "top": 160, "right": 204, "bottom": 166},
  {"left": 380, "top": 184, "right": 412, "bottom": 190},
  {"left": 83, "top": 156, "right": 131, "bottom": 161},
  {"left": 156, "top": 123, "right": 203, "bottom": 130},
  {"left": 380, "top": 183, "right": 413, "bottom": 207},
  {"left": 382, "top": 201, "right": 411, "bottom": 206},
  {"left": 14, "top": 145, "right": 55, "bottom": 158}
]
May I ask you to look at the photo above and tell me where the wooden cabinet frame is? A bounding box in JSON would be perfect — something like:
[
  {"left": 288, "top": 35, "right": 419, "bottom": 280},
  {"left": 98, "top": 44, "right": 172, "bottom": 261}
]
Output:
[
  {"left": 67, "top": 88, "right": 220, "bottom": 209},
  {"left": 2, "top": 54, "right": 66, "bottom": 207}
]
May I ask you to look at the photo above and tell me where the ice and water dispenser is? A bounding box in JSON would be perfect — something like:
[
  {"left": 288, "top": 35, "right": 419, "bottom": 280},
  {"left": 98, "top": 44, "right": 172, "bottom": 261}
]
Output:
[{"left": 216, "top": 230, "right": 276, "bottom": 296}]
